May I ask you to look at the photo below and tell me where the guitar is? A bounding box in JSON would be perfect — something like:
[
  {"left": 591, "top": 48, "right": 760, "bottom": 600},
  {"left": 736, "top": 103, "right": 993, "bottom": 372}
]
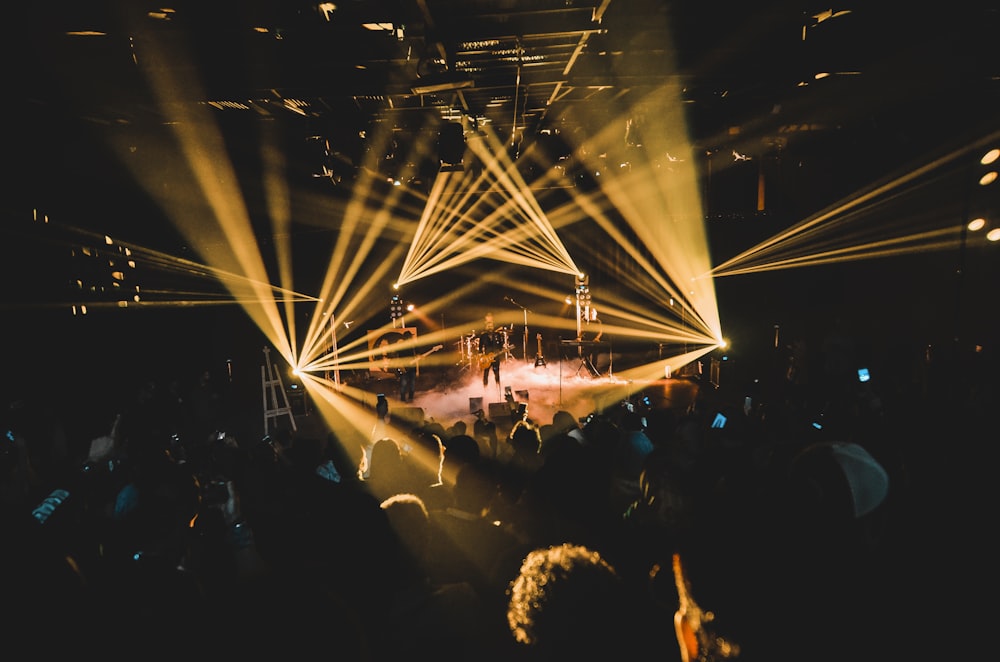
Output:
[
  {"left": 534, "top": 333, "right": 546, "bottom": 367},
  {"left": 400, "top": 344, "right": 443, "bottom": 375},
  {"left": 478, "top": 351, "right": 498, "bottom": 370},
  {"left": 413, "top": 344, "right": 443, "bottom": 364}
]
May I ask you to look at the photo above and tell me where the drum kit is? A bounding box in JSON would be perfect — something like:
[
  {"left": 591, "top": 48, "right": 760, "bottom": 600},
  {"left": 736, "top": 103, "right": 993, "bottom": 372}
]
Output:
[{"left": 456, "top": 324, "right": 516, "bottom": 371}]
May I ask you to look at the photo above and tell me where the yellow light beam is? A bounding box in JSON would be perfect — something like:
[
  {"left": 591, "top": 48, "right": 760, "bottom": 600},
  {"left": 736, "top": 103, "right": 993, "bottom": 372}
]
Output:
[{"left": 711, "top": 130, "right": 1000, "bottom": 277}]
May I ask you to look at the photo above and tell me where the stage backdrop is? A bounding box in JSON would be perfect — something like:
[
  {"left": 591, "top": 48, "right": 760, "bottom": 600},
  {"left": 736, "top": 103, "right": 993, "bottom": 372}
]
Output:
[{"left": 367, "top": 327, "right": 418, "bottom": 378}]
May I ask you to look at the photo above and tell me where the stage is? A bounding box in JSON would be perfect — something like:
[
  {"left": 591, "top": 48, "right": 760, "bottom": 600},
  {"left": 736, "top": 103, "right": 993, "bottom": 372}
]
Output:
[{"left": 317, "top": 355, "right": 704, "bottom": 439}]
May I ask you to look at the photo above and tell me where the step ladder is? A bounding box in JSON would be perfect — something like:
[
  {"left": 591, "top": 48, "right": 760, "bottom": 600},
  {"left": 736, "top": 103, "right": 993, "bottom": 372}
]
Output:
[{"left": 261, "top": 346, "right": 297, "bottom": 434}]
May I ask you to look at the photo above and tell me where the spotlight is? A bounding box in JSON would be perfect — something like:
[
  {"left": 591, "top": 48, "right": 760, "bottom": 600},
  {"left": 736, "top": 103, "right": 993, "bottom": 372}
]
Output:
[{"left": 389, "top": 294, "right": 404, "bottom": 322}]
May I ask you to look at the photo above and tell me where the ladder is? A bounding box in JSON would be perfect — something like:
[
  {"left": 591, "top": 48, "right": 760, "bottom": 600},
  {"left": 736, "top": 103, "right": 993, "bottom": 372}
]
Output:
[{"left": 261, "top": 346, "right": 297, "bottom": 434}]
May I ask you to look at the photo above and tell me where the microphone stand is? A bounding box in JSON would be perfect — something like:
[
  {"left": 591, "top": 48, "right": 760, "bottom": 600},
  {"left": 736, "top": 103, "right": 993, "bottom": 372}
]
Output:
[
  {"left": 557, "top": 336, "right": 563, "bottom": 406},
  {"left": 506, "top": 297, "right": 531, "bottom": 365}
]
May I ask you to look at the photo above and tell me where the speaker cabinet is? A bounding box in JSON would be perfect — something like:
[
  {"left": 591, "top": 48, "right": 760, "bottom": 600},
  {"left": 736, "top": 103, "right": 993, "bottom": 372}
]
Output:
[{"left": 488, "top": 402, "right": 512, "bottom": 421}]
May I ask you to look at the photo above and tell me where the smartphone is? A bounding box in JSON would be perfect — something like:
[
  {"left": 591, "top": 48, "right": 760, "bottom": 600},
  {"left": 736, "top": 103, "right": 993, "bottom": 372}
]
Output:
[
  {"left": 711, "top": 412, "right": 727, "bottom": 429},
  {"left": 857, "top": 367, "right": 870, "bottom": 383}
]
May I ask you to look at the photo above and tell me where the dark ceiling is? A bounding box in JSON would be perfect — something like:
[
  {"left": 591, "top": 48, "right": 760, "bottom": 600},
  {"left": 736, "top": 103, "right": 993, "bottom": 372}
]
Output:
[
  {"left": 15, "top": 1, "right": 999, "bottom": 202},
  {"left": 7, "top": 2, "right": 998, "bottom": 303},
  {"left": 5, "top": 0, "right": 1000, "bottom": 398}
]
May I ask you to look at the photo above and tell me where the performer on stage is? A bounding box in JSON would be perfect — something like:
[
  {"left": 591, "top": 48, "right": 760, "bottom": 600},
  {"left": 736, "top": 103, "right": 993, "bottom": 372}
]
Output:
[
  {"left": 477, "top": 312, "right": 504, "bottom": 392},
  {"left": 394, "top": 330, "right": 417, "bottom": 402}
]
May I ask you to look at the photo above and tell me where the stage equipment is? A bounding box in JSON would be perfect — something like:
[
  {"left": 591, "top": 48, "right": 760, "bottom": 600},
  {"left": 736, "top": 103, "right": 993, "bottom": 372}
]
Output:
[
  {"left": 504, "top": 296, "right": 532, "bottom": 364},
  {"left": 560, "top": 339, "right": 603, "bottom": 378},
  {"left": 534, "top": 333, "right": 546, "bottom": 367}
]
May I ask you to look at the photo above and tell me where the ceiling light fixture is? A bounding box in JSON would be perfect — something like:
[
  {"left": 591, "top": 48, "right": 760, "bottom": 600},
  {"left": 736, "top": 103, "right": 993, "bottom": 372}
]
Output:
[{"left": 411, "top": 76, "right": 475, "bottom": 95}]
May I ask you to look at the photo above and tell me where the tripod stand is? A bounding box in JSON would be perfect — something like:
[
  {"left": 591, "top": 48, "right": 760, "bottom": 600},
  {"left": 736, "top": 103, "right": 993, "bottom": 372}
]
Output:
[{"left": 560, "top": 340, "right": 601, "bottom": 378}]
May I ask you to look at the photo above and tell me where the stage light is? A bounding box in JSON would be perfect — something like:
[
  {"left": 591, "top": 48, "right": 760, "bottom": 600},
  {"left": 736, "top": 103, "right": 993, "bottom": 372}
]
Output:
[
  {"left": 979, "top": 147, "right": 998, "bottom": 186},
  {"left": 389, "top": 294, "right": 404, "bottom": 322},
  {"left": 967, "top": 147, "right": 999, "bottom": 243}
]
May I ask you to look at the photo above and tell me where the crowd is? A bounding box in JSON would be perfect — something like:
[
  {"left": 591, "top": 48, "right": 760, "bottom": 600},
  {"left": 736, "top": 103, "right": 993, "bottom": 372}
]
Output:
[{"left": 1, "top": 333, "right": 992, "bottom": 661}]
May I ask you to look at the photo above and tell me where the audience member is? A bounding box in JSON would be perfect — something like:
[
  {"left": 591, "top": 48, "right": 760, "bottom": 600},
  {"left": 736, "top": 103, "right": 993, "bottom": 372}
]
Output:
[
  {"left": 507, "top": 419, "right": 543, "bottom": 473},
  {"left": 424, "top": 462, "right": 529, "bottom": 603},
  {"left": 512, "top": 431, "right": 616, "bottom": 549},
  {"left": 505, "top": 542, "right": 657, "bottom": 659},
  {"left": 540, "top": 409, "right": 586, "bottom": 450},
  {"left": 473, "top": 408, "right": 499, "bottom": 459},
  {"left": 609, "top": 409, "right": 656, "bottom": 513},
  {"left": 1, "top": 327, "right": 963, "bottom": 660},
  {"left": 376, "top": 492, "right": 508, "bottom": 661}
]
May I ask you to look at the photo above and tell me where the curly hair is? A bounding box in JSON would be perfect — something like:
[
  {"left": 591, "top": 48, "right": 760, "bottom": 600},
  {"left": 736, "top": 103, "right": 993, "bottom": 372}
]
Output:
[{"left": 506, "top": 542, "right": 625, "bottom": 654}]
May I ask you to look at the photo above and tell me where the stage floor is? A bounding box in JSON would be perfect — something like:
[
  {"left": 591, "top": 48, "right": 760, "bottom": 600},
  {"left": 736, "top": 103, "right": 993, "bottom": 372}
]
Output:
[
  {"left": 345, "top": 356, "right": 703, "bottom": 433},
  {"left": 283, "top": 356, "right": 702, "bottom": 473}
]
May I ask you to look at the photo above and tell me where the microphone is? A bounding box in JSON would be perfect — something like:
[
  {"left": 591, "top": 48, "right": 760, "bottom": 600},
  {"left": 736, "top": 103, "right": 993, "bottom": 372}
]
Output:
[{"left": 504, "top": 296, "right": 512, "bottom": 302}]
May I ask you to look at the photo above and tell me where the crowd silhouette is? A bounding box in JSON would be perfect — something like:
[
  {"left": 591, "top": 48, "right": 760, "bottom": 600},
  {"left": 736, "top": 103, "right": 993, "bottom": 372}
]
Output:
[{"left": 1, "top": 324, "right": 992, "bottom": 661}]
